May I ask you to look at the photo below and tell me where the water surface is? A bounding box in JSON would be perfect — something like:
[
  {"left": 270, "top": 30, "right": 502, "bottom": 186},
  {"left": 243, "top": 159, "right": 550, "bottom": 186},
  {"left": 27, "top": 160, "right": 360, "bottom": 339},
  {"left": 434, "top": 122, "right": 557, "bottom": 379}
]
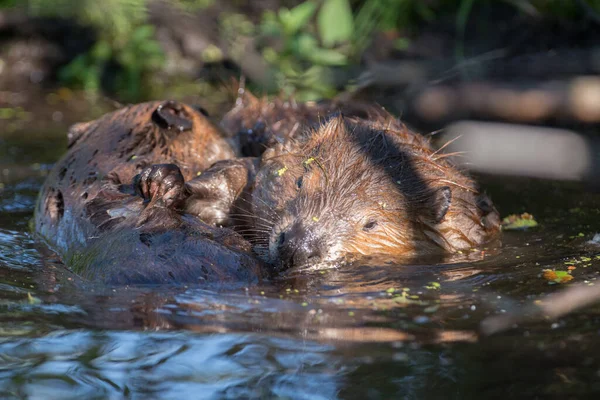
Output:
[{"left": 2, "top": 129, "right": 600, "bottom": 399}]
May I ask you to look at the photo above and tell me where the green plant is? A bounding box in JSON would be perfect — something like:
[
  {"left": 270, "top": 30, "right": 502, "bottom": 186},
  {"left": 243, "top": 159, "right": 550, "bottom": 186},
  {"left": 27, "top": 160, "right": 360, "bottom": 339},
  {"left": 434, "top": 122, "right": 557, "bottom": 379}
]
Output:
[
  {"left": 0, "top": 0, "right": 18, "bottom": 9},
  {"left": 240, "top": 0, "right": 449, "bottom": 100},
  {"left": 28, "top": 0, "right": 164, "bottom": 101},
  {"left": 251, "top": 0, "right": 357, "bottom": 100},
  {"left": 174, "top": 0, "right": 215, "bottom": 12}
]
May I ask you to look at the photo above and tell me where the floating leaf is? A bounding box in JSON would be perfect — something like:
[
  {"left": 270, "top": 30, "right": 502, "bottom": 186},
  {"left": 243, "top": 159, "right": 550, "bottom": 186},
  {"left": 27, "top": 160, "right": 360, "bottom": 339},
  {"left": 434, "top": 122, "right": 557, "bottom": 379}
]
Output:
[
  {"left": 424, "top": 305, "right": 440, "bottom": 313},
  {"left": 425, "top": 282, "right": 441, "bottom": 290},
  {"left": 502, "top": 213, "right": 538, "bottom": 230},
  {"left": 543, "top": 269, "right": 573, "bottom": 284},
  {"left": 27, "top": 292, "right": 41, "bottom": 305}
]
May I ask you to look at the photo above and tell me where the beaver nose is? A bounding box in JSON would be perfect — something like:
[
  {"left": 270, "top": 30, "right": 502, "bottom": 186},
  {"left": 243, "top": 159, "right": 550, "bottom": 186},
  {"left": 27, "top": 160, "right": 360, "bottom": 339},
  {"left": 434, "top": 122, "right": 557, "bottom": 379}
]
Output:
[{"left": 277, "top": 222, "right": 324, "bottom": 268}]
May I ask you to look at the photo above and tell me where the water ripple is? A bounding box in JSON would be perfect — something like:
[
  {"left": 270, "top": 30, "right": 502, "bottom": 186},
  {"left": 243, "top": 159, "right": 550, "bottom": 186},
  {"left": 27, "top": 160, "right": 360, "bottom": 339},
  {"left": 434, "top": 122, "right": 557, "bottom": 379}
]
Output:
[{"left": 0, "top": 331, "right": 344, "bottom": 400}]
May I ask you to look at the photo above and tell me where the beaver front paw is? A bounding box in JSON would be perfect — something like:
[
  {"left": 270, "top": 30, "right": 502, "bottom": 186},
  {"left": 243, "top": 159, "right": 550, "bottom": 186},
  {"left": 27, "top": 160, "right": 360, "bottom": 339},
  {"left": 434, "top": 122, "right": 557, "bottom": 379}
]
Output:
[{"left": 134, "top": 164, "right": 186, "bottom": 209}]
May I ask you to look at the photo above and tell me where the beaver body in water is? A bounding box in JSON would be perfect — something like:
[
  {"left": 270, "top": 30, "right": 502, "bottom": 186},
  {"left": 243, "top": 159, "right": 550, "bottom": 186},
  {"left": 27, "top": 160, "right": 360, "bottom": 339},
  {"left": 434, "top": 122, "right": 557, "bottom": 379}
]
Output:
[
  {"left": 35, "top": 100, "right": 263, "bottom": 284},
  {"left": 37, "top": 96, "right": 500, "bottom": 282},
  {"left": 183, "top": 99, "right": 501, "bottom": 269}
]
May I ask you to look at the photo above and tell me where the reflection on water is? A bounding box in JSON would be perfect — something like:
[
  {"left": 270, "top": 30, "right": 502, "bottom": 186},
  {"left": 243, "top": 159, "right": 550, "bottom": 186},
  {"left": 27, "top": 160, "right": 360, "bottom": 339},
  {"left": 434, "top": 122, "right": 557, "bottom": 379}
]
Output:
[
  {"left": 2, "top": 131, "right": 600, "bottom": 398},
  {"left": 1, "top": 331, "right": 343, "bottom": 399}
]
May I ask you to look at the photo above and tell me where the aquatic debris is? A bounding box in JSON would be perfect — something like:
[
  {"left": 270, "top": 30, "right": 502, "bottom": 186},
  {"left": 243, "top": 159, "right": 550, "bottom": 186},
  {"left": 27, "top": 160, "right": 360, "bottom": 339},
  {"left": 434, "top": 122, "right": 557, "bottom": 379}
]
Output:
[
  {"left": 423, "top": 305, "right": 440, "bottom": 313},
  {"left": 502, "top": 213, "right": 538, "bottom": 230},
  {"left": 275, "top": 166, "right": 288, "bottom": 176},
  {"left": 543, "top": 269, "right": 573, "bottom": 284},
  {"left": 390, "top": 288, "right": 428, "bottom": 305},
  {"left": 563, "top": 255, "right": 595, "bottom": 268},
  {"left": 424, "top": 282, "right": 441, "bottom": 290},
  {"left": 27, "top": 292, "right": 41, "bottom": 305}
]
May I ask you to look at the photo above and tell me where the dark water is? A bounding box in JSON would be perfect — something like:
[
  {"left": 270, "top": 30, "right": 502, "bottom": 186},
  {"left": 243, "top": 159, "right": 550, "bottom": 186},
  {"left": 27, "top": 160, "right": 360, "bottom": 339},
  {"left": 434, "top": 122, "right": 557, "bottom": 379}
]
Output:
[{"left": 2, "top": 130, "right": 600, "bottom": 399}]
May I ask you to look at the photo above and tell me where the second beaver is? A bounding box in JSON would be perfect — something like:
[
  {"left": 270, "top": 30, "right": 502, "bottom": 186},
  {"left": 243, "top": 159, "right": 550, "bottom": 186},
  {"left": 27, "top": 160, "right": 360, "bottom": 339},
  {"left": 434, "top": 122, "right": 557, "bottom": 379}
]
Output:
[
  {"left": 178, "top": 103, "right": 501, "bottom": 269},
  {"left": 35, "top": 100, "right": 263, "bottom": 284}
]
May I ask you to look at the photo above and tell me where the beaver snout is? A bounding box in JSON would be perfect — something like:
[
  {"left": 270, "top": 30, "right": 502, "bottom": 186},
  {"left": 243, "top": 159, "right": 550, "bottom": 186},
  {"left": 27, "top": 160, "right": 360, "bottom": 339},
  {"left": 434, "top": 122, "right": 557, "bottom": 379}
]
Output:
[{"left": 277, "top": 222, "right": 325, "bottom": 268}]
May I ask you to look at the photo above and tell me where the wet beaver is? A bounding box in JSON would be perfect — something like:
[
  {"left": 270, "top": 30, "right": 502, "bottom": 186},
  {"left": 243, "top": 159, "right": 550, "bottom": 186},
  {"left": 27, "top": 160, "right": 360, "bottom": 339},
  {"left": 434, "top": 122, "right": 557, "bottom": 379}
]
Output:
[
  {"left": 221, "top": 93, "right": 329, "bottom": 157},
  {"left": 183, "top": 102, "right": 501, "bottom": 269},
  {"left": 221, "top": 90, "right": 371, "bottom": 157},
  {"left": 35, "top": 100, "right": 263, "bottom": 284}
]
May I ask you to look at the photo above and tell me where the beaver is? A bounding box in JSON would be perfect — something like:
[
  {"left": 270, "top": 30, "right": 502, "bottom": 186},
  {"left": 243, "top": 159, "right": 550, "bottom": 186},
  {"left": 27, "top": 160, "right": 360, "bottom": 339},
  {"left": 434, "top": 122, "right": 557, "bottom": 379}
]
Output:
[
  {"left": 181, "top": 104, "right": 501, "bottom": 269},
  {"left": 221, "top": 90, "right": 372, "bottom": 157},
  {"left": 35, "top": 100, "right": 263, "bottom": 284}
]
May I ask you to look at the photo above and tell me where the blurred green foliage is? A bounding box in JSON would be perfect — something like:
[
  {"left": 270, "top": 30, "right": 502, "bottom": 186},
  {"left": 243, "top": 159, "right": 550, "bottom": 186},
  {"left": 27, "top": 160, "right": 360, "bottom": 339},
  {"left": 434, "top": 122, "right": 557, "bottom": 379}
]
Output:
[
  {"left": 225, "top": 0, "right": 475, "bottom": 100},
  {"left": 2, "top": 0, "right": 599, "bottom": 101},
  {"left": 58, "top": 26, "right": 164, "bottom": 100},
  {"left": 239, "top": 0, "right": 600, "bottom": 100},
  {"left": 27, "top": 0, "right": 164, "bottom": 101},
  {"left": 257, "top": 0, "right": 356, "bottom": 99},
  {"left": 0, "top": 0, "right": 17, "bottom": 7}
]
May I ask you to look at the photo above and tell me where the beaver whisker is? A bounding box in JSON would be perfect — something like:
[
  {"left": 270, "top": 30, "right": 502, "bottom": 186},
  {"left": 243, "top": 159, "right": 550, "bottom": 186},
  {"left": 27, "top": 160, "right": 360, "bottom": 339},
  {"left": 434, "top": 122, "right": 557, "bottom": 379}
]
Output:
[
  {"left": 236, "top": 196, "right": 277, "bottom": 218},
  {"left": 249, "top": 241, "right": 270, "bottom": 248},
  {"left": 430, "top": 178, "right": 477, "bottom": 193},
  {"left": 226, "top": 220, "right": 271, "bottom": 232},
  {"left": 424, "top": 128, "right": 445, "bottom": 138},
  {"left": 228, "top": 206, "right": 275, "bottom": 228},
  {"left": 432, "top": 151, "right": 466, "bottom": 161},
  {"left": 234, "top": 230, "right": 272, "bottom": 236},
  {"left": 429, "top": 134, "right": 462, "bottom": 160}
]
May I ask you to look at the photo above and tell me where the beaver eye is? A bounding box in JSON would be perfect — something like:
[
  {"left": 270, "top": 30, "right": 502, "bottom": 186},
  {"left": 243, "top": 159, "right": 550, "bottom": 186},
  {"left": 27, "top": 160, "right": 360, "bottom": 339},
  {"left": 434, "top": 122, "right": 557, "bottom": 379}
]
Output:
[
  {"left": 296, "top": 177, "right": 303, "bottom": 189},
  {"left": 363, "top": 220, "right": 378, "bottom": 232}
]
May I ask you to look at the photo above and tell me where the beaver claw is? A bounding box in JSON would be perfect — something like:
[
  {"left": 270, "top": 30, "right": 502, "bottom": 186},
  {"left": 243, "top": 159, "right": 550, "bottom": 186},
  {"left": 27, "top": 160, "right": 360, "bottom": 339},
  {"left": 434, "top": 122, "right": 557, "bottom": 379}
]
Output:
[{"left": 134, "top": 164, "right": 186, "bottom": 208}]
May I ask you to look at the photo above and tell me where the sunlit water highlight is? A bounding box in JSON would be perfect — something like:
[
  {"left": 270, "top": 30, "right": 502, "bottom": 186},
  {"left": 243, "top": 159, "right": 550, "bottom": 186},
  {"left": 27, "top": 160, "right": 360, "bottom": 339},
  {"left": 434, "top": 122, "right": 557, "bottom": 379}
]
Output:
[{"left": 2, "top": 131, "right": 600, "bottom": 399}]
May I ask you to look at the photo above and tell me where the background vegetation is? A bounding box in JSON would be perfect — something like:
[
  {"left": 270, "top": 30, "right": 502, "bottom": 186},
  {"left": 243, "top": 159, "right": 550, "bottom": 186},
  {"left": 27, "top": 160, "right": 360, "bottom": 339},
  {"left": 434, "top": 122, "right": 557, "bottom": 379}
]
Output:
[{"left": 1, "top": 0, "right": 600, "bottom": 102}]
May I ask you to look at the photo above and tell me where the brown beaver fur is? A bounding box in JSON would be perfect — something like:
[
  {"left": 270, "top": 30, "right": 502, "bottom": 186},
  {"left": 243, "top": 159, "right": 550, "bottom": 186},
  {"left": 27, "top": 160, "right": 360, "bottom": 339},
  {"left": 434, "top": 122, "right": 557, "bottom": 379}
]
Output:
[
  {"left": 184, "top": 103, "right": 501, "bottom": 269},
  {"left": 221, "top": 90, "right": 371, "bottom": 157},
  {"left": 35, "top": 100, "right": 263, "bottom": 284}
]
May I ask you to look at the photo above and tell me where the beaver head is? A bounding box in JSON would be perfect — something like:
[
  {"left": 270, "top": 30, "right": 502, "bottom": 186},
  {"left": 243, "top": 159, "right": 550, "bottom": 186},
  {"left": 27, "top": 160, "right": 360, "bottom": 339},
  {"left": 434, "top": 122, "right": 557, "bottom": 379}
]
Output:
[
  {"left": 66, "top": 100, "right": 234, "bottom": 185},
  {"left": 250, "top": 114, "right": 500, "bottom": 269}
]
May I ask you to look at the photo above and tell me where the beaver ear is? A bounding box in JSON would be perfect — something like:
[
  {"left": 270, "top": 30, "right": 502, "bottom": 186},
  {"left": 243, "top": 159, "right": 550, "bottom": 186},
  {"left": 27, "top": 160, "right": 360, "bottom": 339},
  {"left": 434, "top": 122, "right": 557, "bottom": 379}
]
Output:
[
  {"left": 67, "top": 121, "right": 93, "bottom": 148},
  {"left": 152, "top": 101, "right": 193, "bottom": 132},
  {"left": 432, "top": 186, "right": 452, "bottom": 223}
]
